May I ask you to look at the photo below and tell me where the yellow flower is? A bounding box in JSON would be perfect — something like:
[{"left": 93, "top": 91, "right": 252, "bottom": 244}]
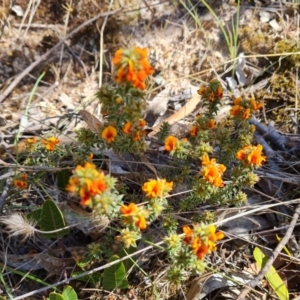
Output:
[
  {"left": 101, "top": 126, "right": 117, "bottom": 143},
  {"left": 42, "top": 137, "right": 59, "bottom": 151},
  {"left": 201, "top": 153, "right": 213, "bottom": 166},
  {"left": 164, "top": 136, "right": 178, "bottom": 152},
  {"left": 116, "top": 228, "right": 140, "bottom": 248},
  {"left": 27, "top": 137, "right": 37, "bottom": 145},
  {"left": 123, "top": 122, "right": 133, "bottom": 134},
  {"left": 115, "top": 97, "right": 122, "bottom": 104},
  {"left": 208, "top": 225, "right": 224, "bottom": 242}
]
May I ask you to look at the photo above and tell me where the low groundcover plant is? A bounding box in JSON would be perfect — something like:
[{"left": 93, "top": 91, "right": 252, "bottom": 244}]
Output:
[{"left": 2, "top": 45, "right": 267, "bottom": 293}]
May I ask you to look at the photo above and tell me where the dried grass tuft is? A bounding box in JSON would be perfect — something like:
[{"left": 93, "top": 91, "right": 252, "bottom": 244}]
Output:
[{"left": 0, "top": 213, "right": 37, "bottom": 242}]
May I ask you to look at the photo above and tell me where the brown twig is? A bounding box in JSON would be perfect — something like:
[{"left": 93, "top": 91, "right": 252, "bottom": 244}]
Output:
[
  {"left": 236, "top": 203, "right": 300, "bottom": 300},
  {"left": 0, "top": 8, "right": 123, "bottom": 103}
]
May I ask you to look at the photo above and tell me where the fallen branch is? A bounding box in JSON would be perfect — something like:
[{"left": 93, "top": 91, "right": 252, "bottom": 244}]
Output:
[
  {"left": 236, "top": 203, "right": 300, "bottom": 300},
  {"left": 250, "top": 117, "right": 288, "bottom": 151},
  {"left": 0, "top": 8, "right": 123, "bottom": 103}
]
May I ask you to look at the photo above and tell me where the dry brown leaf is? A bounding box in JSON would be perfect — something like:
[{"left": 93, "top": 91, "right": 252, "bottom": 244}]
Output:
[
  {"left": 79, "top": 109, "right": 102, "bottom": 133},
  {"left": 139, "top": 153, "right": 157, "bottom": 176},
  {"left": 148, "top": 94, "right": 201, "bottom": 137}
]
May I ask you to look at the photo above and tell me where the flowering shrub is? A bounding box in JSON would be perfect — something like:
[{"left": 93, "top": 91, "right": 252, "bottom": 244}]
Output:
[
  {"left": 112, "top": 47, "right": 154, "bottom": 89},
  {"left": 6, "top": 46, "right": 267, "bottom": 290}
]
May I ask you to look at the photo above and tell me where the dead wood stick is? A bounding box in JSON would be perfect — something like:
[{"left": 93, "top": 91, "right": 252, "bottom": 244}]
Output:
[
  {"left": 250, "top": 117, "right": 288, "bottom": 151},
  {"left": 236, "top": 203, "right": 300, "bottom": 300},
  {"left": 0, "top": 8, "right": 123, "bottom": 103}
]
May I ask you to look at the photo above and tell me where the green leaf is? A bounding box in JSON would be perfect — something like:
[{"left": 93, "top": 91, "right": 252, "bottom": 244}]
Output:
[
  {"left": 253, "top": 247, "right": 289, "bottom": 300},
  {"left": 49, "top": 292, "right": 64, "bottom": 300},
  {"left": 77, "top": 252, "right": 94, "bottom": 269},
  {"left": 40, "top": 200, "right": 69, "bottom": 239},
  {"left": 57, "top": 170, "right": 71, "bottom": 191},
  {"left": 27, "top": 208, "right": 42, "bottom": 224},
  {"left": 72, "top": 270, "right": 101, "bottom": 285},
  {"left": 62, "top": 285, "right": 78, "bottom": 300},
  {"left": 102, "top": 254, "right": 129, "bottom": 290},
  {"left": 119, "top": 246, "right": 136, "bottom": 272},
  {"left": 276, "top": 234, "right": 292, "bottom": 257}
]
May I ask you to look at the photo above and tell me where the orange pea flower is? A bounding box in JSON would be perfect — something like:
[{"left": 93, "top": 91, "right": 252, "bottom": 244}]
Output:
[
  {"left": 191, "top": 237, "right": 210, "bottom": 260},
  {"left": 208, "top": 119, "right": 216, "bottom": 129},
  {"left": 233, "top": 97, "right": 243, "bottom": 105},
  {"left": 197, "top": 86, "right": 207, "bottom": 95},
  {"left": 243, "top": 108, "right": 251, "bottom": 119},
  {"left": 236, "top": 144, "right": 266, "bottom": 167},
  {"left": 231, "top": 97, "right": 263, "bottom": 119},
  {"left": 14, "top": 180, "right": 27, "bottom": 189},
  {"left": 208, "top": 225, "right": 225, "bottom": 242},
  {"left": 190, "top": 125, "right": 198, "bottom": 136},
  {"left": 123, "top": 122, "right": 133, "bottom": 134},
  {"left": 139, "top": 119, "right": 147, "bottom": 128},
  {"left": 249, "top": 98, "right": 263, "bottom": 110},
  {"left": 201, "top": 154, "right": 226, "bottom": 187},
  {"left": 183, "top": 225, "right": 194, "bottom": 244},
  {"left": 182, "top": 224, "right": 224, "bottom": 260},
  {"left": 230, "top": 105, "right": 243, "bottom": 116},
  {"left": 165, "top": 136, "right": 178, "bottom": 152},
  {"left": 215, "top": 86, "right": 223, "bottom": 98},
  {"left": 142, "top": 178, "right": 173, "bottom": 198},
  {"left": 142, "top": 180, "right": 161, "bottom": 198},
  {"left": 66, "top": 162, "right": 108, "bottom": 206},
  {"left": 120, "top": 203, "right": 148, "bottom": 230},
  {"left": 133, "top": 131, "right": 141, "bottom": 141},
  {"left": 112, "top": 47, "right": 154, "bottom": 89},
  {"left": 42, "top": 137, "right": 59, "bottom": 151},
  {"left": 136, "top": 216, "right": 147, "bottom": 230},
  {"left": 120, "top": 203, "right": 138, "bottom": 216},
  {"left": 102, "top": 126, "right": 117, "bottom": 143}
]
